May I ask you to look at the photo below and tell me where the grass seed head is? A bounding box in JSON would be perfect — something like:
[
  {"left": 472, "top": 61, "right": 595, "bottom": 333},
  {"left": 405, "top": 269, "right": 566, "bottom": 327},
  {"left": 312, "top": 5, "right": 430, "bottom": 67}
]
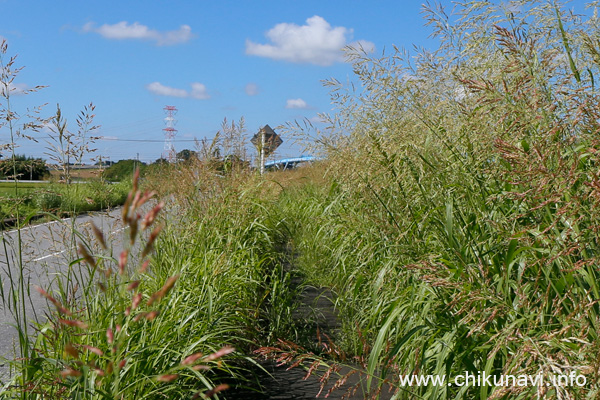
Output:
[
  {"left": 78, "top": 243, "right": 96, "bottom": 269},
  {"left": 119, "top": 250, "right": 129, "bottom": 275},
  {"left": 36, "top": 286, "right": 72, "bottom": 315},
  {"left": 157, "top": 374, "right": 178, "bottom": 382},
  {"left": 91, "top": 223, "right": 107, "bottom": 250},
  {"left": 145, "top": 310, "right": 160, "bottom": 320},
  {"left": 64, "top": 343, "right": 79, "bottom": 359},
  {"left": 131, "top": 292, "right": 143, "bottom": 310},
  {"left": 141, "top": 201, "right": 163, "bottom": 230},
  {"left": 59, "top": 319, "right": 88, "bottom": 329},
  {"left": 129, "top": 219, "right": 138, "bottom": 246},
  {"left": 122, "top": 191, "right": 133, "bottom": 221},
  {"left": 147, "top": 274, "right": 179, "bottom": 306},
  {"left": 203, "top": 346, "right": 235, "bottom": 362},
  {"left": 126, "top": 280, "right": 140, "bottom": 291},
  {"left": 60, "top": 368, "right": 82, "bottom": 379},
  {"left": 199, "top": 384, "right": 230, "bottom": 399},
  {"left": 139, "top": 259, "right": 150, "bottom": 274},
  {"left": 132, "top": 168, "right": 139, "bottom": 193},
  {"left": 83, "top": 345, "right": 104, "bottom": 356},
  {"left": 137, "top": 190, "right": 157, "bottom": 211},
  {"left": 182, "top": 352, "right": 204, "bottom": 366},
  {"left": 142, "top": 224, "right": 162, "bottom": 259}
]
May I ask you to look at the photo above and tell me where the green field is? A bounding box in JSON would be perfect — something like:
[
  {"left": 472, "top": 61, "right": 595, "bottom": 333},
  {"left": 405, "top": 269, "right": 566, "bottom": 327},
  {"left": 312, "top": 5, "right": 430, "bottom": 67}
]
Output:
[
  {"left": 0, "top": 181, "right": 49, "bottom": 197},
  {"left": 0, "top": 180, "right": 130, "bottom": 228}
]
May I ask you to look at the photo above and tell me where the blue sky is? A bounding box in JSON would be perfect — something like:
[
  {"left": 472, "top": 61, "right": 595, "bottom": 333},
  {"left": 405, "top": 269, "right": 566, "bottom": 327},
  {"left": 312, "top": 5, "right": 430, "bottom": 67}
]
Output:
[{"left": 0, "top": 0, "right": 591, "bottom": 163}]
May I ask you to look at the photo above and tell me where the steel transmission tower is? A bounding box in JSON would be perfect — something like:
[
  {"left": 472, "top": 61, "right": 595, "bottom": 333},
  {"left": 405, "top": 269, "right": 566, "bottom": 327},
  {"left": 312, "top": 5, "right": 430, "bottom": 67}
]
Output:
[{"left": 162, "top": 105, "right": 178, "bottom": 161}]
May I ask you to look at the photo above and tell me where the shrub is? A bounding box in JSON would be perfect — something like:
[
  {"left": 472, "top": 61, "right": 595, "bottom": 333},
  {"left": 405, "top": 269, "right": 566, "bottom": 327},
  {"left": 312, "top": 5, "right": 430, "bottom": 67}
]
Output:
[
  {"left": 34, "top": 190, "right": 61, "bottom": 211},
  {"left": 102, "top": 159, "right": 146, "bottom": 182}
]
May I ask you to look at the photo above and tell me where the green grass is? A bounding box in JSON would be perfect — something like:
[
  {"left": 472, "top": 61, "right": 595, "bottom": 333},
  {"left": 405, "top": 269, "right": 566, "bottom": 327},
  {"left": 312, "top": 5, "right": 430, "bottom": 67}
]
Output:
[
  {"left": 2, "top": 167, "right": 298, "bottom": 399},
  {"left": 0, "top": 181, "right": 130, "bottom": 229},
  {"left": 4, "top": 1, "right": 600, "bottom": 399},
  {"left": 0, "top": 182, "right": 49, "bottom": 197},
  {"left": 265, "top": 2, "right": 600, "bottom": 398}
]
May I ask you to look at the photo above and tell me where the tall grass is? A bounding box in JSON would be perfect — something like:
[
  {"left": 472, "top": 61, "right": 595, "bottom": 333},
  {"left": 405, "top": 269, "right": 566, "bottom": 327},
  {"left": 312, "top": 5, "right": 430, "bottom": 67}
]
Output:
[
  {"left": 271, "top": 1, "right": 600, "bottom": 398},
  {"left": 6, "top": 2, "right": 600, "bottom": 398},
  {"left": 1, "top": 37, "right": 300, "bottom": 398},
  {"left": 1, "top": 38, "right": 50, "bottom": 398},
  {"left": 1, "top": 157, "right": 300, "bottom": 398}
]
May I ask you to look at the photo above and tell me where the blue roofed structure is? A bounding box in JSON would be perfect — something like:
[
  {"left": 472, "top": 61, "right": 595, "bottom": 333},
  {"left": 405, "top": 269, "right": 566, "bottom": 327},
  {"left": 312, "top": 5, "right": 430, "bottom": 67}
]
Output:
[{"left": 264, "top": 155, "right": 317, "bottom": 171}]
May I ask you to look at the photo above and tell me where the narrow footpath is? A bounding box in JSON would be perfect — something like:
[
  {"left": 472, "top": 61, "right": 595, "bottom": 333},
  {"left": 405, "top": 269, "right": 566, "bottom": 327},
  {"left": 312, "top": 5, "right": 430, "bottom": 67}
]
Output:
[{"left": 227, "top": 247, "right": 392, "bottom": 399}]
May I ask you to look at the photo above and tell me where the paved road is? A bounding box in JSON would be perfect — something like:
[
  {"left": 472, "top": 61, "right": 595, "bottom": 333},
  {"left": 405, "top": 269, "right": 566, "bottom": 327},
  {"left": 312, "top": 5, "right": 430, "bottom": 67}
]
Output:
[{"left": 0, "top": 208, "right": 125, "bottom": 380}]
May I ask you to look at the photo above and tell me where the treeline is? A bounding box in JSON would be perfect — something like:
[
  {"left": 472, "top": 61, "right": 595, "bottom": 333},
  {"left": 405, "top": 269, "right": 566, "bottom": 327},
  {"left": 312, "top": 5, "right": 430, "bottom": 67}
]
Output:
[
  {"left": 103, "top": 149, "right": 251, "bottom": 181},
  {"left": 0, "top": 154, "right": 48, "bottom": 180}
]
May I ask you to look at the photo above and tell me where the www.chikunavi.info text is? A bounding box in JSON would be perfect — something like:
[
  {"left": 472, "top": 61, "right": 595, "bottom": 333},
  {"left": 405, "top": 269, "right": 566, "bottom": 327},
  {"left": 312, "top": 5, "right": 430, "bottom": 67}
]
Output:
[{"left": 399, "top": 371, "right": 587, "bottom": 388}]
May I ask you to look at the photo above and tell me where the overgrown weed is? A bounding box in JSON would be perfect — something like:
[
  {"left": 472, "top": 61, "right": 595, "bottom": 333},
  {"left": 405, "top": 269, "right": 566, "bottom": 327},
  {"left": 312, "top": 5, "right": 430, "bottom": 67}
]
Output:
[{"left": 268, "top": 1, "right": 600, "bottom": 398}]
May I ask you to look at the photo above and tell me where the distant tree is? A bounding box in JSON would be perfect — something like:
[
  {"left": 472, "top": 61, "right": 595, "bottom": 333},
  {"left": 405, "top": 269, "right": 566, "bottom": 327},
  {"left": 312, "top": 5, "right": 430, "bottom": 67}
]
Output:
[
  {"left": 176, "top": 149, "right": 197, "bottom": 162},
  {"left": 102, "top": 159, "right": 146, "bottom": 182},
  {"left": 0, "top": 154, "right": 48, "bottom": 180}
]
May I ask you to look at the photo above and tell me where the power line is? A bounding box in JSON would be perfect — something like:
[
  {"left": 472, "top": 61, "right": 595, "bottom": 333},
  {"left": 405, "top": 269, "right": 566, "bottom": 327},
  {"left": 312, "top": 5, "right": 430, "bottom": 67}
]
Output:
[
  {"left": 22, "top": 136, "right": 200, "bottom": 143},
  {"left": 98, "top": 138, "right": 199, "bottom": 143}
]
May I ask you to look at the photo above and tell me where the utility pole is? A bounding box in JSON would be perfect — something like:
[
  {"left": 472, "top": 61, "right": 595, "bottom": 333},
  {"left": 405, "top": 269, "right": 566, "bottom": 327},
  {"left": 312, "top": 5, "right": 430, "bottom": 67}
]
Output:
[
  {"left": 251, "top": 125, "right": 282, "bottom": 176},
  {"left": 260, "top": 129, "right": 265, "bottom": 175}
]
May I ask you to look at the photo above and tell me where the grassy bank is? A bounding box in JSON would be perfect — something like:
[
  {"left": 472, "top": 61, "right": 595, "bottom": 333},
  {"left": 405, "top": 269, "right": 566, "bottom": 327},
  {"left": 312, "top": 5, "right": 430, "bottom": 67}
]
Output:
[
  {"left": 0, "top": 180, "right": 130, "bottom": 228},
  {"left": 2, "top": 164, "right": 298, "bottom": 399},
  {"left": 263, "top": 1, "right": 600, "bottom": 398}
]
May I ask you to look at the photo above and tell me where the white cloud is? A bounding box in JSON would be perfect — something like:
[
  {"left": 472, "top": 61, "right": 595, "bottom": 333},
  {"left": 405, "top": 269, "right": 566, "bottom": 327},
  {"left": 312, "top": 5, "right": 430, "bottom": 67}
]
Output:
[
  {"left": 146, "top": 81, "right": 210, "bottom": 100},
  {"left": 245, "top": 83, "right": 259, "bottom": 96},
  {"left": 82, "top": 21, "right": 193, "bottom": 46},
  {"left": 454, "top": 86, "right": 467, "bottom": 101},
  {"left": 190, "top": 82, "right": 209, "bottom": 99},
  {"left": 286, "top": 98, "right": 310, "bottom": 109},
  {"left": 0, "top": 82, "right": 29, "bottom": 97},
  {"left": 40, "top": 122, "right": 54, "bottom": 134},
  {"left": 146, "top": 82, "right": 188, "bottom": 98},
  {"left": 308, "top": 115, "right": 326, "bottom": 124},
  {"left": 245, "top": 15, "right": 374, "bottom": 66}
]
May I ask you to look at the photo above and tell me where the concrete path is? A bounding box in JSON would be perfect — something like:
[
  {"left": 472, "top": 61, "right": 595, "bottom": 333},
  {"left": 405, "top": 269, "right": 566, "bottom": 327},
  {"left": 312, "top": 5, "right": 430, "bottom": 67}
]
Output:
[{"left": 0, "top": 208, "right": 125, "bottom": 380}]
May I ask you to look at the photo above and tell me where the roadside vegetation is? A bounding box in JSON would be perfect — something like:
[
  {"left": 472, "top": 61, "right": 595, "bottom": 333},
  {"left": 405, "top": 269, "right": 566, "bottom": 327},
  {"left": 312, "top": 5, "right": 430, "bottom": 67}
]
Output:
[
  {"left": 2, "top": 163, "right": 298, "bottom": 399},
  {"left": 266, "top": 2, "right": 600, "bottom": 398},
  {"left": 0, "top": 181, "right": 130, "bottom": 228},
  {"left": 101, "top": 159, "right": 147, "bottom": 182},
  {"left": 2, "top": 1, "right": 600, "bottom": 399}
]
